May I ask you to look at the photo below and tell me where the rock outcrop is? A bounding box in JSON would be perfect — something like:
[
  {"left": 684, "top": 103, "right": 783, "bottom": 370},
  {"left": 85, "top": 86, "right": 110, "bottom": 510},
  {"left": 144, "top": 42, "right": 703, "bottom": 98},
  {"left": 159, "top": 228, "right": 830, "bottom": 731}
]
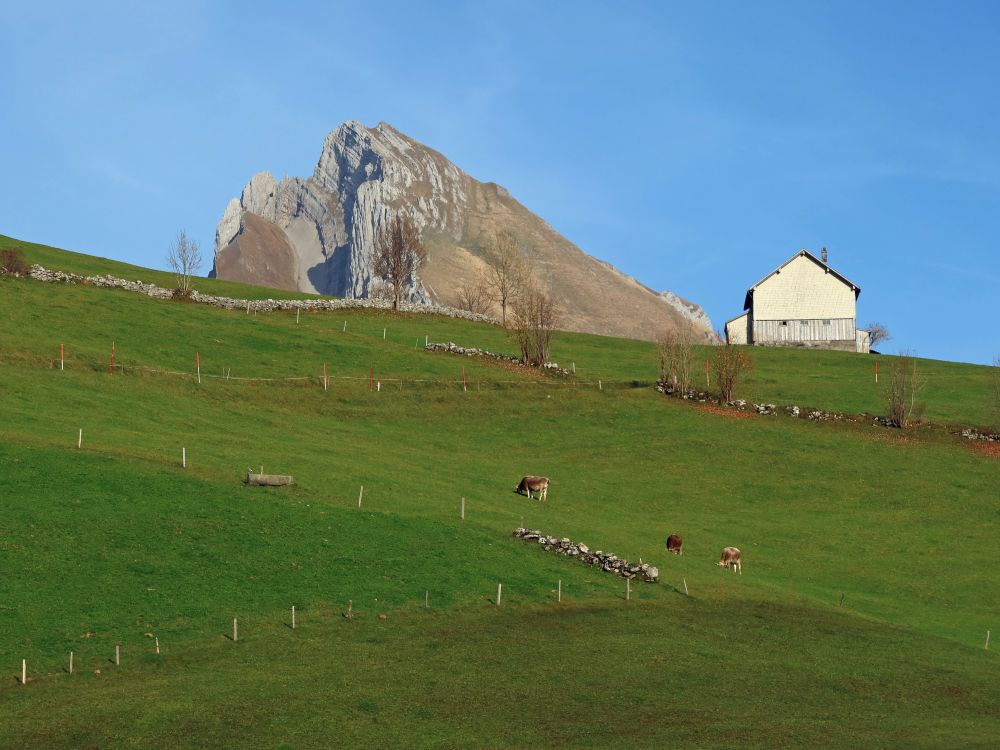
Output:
[{"left": 212, "top": 120, "right": 716, "bottom": 342}]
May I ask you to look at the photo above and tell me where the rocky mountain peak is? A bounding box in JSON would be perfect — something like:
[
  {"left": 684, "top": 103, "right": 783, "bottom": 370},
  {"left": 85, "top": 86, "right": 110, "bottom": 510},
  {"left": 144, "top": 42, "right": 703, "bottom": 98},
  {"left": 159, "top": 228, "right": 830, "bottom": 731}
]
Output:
[{"left": 211, "top": 120, "right": 716, "bottom": 342}]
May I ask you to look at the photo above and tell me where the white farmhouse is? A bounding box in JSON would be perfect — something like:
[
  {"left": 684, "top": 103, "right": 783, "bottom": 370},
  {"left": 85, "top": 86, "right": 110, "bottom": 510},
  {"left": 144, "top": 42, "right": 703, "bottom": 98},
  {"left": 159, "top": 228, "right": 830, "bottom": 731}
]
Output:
[{"left": 725, "top": 249, "right": 869, "bottom": 353}]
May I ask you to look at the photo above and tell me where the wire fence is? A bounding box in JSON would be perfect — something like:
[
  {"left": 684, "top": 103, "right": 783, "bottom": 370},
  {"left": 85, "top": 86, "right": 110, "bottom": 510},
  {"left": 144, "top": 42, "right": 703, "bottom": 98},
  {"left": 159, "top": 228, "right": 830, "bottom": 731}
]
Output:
[{"left": 10, "top": 349, "right": 644, "bottom": 391}]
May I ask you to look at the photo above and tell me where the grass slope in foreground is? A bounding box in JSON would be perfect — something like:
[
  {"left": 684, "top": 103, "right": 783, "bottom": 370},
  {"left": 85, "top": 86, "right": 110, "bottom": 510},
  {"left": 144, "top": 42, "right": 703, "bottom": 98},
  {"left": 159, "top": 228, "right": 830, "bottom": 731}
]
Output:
[{"left": 0, "top": 247, "right": 997, "bottom": 747}]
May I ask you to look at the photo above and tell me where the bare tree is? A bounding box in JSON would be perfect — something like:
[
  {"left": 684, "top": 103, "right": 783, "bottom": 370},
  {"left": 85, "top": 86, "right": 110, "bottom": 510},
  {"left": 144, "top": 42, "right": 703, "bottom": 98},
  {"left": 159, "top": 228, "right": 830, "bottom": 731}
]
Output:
[
  {"left": 713, "top": 344, "right": 754, "bottom": 403},
  {"left": 866, "top": 322, "right": 891, "bottom": 350},
  {"left": 485, "top": 230, "right": 527, "bottom": 327},
  {"left": 657, "top": 330, "right": 696, "bottom": 395},
  {"left": 509, "top": 284, "right": 558, "bottom": 366},
  {"left": 0, "top": 247, "right": 29, "bottom": 276},
  {"left": 884, "top": 353, "right": 926, "bottom": 428},
  {"left": 373, "top": 214, "right": 427, "bottom": 311},
  {"left": 167, "top": 230, "right": 203, "bottom": 295},
  {"left": 456, "top": 273, "right": 493, "bottom": 315}
]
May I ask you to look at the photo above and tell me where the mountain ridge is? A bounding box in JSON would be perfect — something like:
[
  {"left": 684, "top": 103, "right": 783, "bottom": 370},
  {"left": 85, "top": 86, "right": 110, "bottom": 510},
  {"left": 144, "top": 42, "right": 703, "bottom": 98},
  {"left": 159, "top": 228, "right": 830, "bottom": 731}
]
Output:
[{"left": 211, "top": 121, "right": 715, "bottom": 342}]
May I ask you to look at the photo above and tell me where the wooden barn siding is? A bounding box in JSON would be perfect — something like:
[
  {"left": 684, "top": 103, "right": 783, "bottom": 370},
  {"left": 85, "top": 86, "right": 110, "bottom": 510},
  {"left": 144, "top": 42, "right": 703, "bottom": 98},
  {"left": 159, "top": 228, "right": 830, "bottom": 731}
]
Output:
[{"left": 754, "top": 318, "right": 855, "bottom": 343}]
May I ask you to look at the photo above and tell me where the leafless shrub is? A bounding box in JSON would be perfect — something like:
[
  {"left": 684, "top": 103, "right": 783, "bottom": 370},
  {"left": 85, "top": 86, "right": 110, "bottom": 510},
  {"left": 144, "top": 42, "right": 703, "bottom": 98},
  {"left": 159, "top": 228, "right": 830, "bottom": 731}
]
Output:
[
  {"left": 373, "top": 214, "right": 427, "bottom": 311},
  {"left": 456, "top": 273, "right": 493, "bottom": 315},
  {"left": 167, "top": 230, "right": 203, "bottom": 295},
  {"left": 0, "top": 247, "right": 29, "bottom": 276},
  {"left": 509, "top": 284, "right": 558, "bottom": 366},
  {"left": 485, "top": 230, "right": 527, "bottom": 327},
  {"left": 713, "top": 344, "right": 754, "bottom": 403},
  {"left": 866, "top": 322, "right": 891, "bottom": 350},
  {"left": 657, "top": 330, "right": 696, "bottom": 394},
  {"left": 884, "top": 353, "right": 926, "bottom": 428}
]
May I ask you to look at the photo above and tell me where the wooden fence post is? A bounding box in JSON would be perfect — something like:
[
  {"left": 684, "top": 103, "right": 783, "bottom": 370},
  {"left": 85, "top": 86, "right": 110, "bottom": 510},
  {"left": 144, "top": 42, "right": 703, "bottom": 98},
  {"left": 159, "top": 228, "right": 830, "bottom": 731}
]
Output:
[
  {"left": 233, "top": 618, "right": 238, "bottom": 642},
  {"left": 60, "top": 343, "right": 65, "bottom": 370},
  {"left": 78, "top": 428, "right": 83, "bottom": 449},
  {"left": 496, "top": 583, "right": 502, "bottom": 605},
  {"left": 21, "top": 659, "right": 26, "bottom": 685},
  {"left": 196, "top": 352, "right": 201, "bottom": 384},
  {"left": 683, "top": 578, "right": 689, "bottom": 596},
  {"left": 558, "top": 580, "right": 561, "bottom": 602},
  {"left": 69, "top": 651, "right": 74, "bottom": 674},
  {"left": 358, "top": 486, "right": 364, "bottom": 508},
  {"left": 461, "top": 497, "right": 465, "bottom": 520},
  {"left": 182, "top": 447, "right": 186, "bottom": 468},
  {"left": 115, "top": 644, "right": 120, "bottom": 666},
  {"left": 292, "top": 606, "right": 296, "bottom": 629}
]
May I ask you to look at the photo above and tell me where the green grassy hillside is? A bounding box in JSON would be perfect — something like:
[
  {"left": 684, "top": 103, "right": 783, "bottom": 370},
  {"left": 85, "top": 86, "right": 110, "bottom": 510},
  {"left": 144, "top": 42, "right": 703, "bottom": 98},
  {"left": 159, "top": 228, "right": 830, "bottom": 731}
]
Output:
[
  {"left": 1, "top": 233, "right": 322, "bottom": 301},
  {"left": 1, "top": 240, "right": 997, "bottom": 748}
]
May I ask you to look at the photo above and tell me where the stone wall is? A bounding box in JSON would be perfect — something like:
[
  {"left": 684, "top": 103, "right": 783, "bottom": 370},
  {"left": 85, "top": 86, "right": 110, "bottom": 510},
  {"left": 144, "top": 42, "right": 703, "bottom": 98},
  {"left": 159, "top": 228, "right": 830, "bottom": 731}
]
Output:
[
  {"left": 27, "top": 265, "right": 500, "bottom": 325},
  {"left": 513, "top": 528, "right": 659, "bottom": 582},
  {"left": 425, "top": 341, "right": 573, "bottom": 375}
]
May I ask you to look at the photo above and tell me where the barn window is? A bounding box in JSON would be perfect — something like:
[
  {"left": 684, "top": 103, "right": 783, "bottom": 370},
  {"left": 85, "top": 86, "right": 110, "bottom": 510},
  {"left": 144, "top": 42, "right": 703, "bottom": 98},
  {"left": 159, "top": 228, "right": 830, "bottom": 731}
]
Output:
[
  {"left": 801, "top": 320, "right": 809, "bottom": 326},
  {"left": 780, "top": 321, "right": 788, "bottom": 326},
  {"left": 823, "top": 320, "right": 831, "bottom": 325}
]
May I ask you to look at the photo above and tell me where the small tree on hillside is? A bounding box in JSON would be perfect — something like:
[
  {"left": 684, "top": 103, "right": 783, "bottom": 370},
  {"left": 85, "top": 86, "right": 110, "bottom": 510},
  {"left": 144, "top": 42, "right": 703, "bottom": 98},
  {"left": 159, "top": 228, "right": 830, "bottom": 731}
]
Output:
[
  {"left": 485, "top": 230, "right": 527, "bottom": 327},
  {"left": 884, "top": 353, "right": 926, "bottom": 428},
  {"left": 509, "top": 283, "right": 558, "bottom": 366},
  {"left": 373, "top": 214, "right": 427, "bottom": 311},
  {"left": 713, "top": 344, "right": 754, "bottom": 403},
  {"left": 657, "top": 330, "right": 696, "bottom": 395},
  {"left": 0, "top": 247, "right": 29, "bottom": 277},
  {"left": 866, "top": 322, "right": 891, "bottom": 351},
  {"left": 167, "top": 230, "right": 203, "bottom": 295},
  {"left": 456, "top": 272, "right": 492, "bottom": 315}
]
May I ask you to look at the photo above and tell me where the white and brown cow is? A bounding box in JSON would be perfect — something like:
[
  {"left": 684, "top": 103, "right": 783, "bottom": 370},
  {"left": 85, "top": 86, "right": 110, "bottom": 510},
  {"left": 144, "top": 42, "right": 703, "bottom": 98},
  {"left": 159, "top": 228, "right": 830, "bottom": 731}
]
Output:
[
  {"left": 717, "top": 547, "right": 742, "bottom": 574},
  {"left": 665, "top": 534, "right": 683, "bottom": 555},
  {"left": 515, "top": 475, "right": 549, "bottom": 501}
]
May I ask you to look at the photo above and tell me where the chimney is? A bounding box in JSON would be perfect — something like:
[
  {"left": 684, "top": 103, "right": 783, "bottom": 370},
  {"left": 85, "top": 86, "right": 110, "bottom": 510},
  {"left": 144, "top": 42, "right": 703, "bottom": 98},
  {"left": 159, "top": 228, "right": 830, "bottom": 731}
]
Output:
[{"left": 821, "top": 247, "right": 828, "bottom": 264}]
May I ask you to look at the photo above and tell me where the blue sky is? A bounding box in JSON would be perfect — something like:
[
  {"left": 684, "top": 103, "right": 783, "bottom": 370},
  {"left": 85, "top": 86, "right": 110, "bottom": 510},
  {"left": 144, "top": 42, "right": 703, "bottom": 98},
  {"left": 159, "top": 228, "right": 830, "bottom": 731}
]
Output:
[{"left": 1, "top": 1, "right": 998, "bottom": 365}]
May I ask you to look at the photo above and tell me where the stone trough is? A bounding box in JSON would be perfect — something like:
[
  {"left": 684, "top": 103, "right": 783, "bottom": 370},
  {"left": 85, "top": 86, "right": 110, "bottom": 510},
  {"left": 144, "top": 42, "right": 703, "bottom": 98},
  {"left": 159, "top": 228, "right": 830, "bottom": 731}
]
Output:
[{"left": 247, "top": 472, "right": 294, "bottom": 487}]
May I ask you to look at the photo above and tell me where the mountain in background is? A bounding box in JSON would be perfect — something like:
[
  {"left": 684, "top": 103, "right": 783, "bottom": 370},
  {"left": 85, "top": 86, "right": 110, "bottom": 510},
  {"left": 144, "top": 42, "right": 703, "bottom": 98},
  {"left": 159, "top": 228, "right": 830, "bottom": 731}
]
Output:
[{"left": 211, "top": 121, "right": 714, "bottom": 342}]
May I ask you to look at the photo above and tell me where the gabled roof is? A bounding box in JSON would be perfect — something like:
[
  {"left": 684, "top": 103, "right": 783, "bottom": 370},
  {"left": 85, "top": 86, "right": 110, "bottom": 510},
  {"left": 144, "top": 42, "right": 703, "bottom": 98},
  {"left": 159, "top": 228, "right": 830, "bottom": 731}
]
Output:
[{"left": 743, "top": 249, "right": 861, "bottom": 311}]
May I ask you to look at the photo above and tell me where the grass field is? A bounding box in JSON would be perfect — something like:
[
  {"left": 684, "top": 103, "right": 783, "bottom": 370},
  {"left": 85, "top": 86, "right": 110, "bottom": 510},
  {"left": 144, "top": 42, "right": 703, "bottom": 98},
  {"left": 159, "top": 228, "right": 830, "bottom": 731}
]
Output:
[{"left": 1, "top": 239, "right": 998, "bottom": 748}]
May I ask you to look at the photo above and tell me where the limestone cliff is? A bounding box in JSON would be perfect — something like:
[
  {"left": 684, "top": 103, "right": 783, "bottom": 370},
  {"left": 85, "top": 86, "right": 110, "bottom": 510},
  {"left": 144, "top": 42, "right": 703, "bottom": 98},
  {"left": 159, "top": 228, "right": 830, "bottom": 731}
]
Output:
[{"left": 212, "top": 120, "right": 715, "bottom": 342}]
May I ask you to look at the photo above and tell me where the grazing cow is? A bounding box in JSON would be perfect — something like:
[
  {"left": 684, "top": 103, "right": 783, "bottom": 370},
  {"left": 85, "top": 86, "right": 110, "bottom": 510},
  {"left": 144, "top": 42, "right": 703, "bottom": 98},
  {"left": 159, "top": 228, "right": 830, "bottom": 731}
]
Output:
[
  {"left": 515, "top": 475, "right": 549, "bottom": 501},
  {"left": 717, "top": 547, "right": 742, "bottom": 574},
  {"left": 665, "top": 534, "right": 683, "bottom": 556}
]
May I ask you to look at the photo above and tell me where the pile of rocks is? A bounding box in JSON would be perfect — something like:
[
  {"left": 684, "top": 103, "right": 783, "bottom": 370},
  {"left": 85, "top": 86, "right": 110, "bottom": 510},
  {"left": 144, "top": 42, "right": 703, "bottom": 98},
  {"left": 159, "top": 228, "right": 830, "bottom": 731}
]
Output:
[
  {"left": 726, "top": 399, "right": 777, "bottom": 415},
  {"left": 27, "top": 265, "right": 500, "bottom": 325},
  {"left": 959, "top": 427, "right": 1000, "bottom": 442},
  {"left": 425, "top": 341, "right": 521, "bottom": 365},
  {"left": 426, "top": 342, "right": 573, "bottom": 375},
  {"left": 806, "top": 409, "right": 845, "bottom": 422},
  {"left": 513, "top": 528, "right": 659, "bottom": 582},
  {"left": 654, "top": 381, "right": 711, "bottom": 402}
]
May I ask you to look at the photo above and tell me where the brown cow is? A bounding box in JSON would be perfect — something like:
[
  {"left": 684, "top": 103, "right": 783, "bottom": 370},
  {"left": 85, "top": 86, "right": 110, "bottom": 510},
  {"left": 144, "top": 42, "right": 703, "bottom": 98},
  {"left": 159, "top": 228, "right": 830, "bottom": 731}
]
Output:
[
  {"left": 515, "top": 475, "right": 549, "bottom": 501},
  {"left": 717, "top": 547, "right": 742, "bottom": 574},
  {"left": 665, "top": 534, "right": 683, "bottom": 555}
]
